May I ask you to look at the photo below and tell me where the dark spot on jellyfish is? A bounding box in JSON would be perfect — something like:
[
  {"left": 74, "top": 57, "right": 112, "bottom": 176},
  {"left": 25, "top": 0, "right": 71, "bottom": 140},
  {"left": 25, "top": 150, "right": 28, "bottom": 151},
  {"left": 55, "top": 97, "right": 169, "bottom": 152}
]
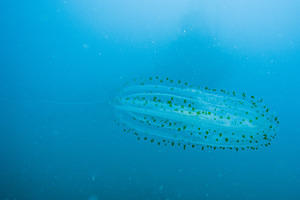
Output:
[
  {"left": 183, "top": 144, "right": 186, "bottom": 150},
  {"left": 225, "top": 138, "right": 229, "bottom": 142},
  {"left": 269, "top": 125, "right": 272, "bottom": 129},
  {"left": 196, "top": 111, "right": 201, "bottom": 115},
  {"left": 236, "top": 140, "right": 240, "bottom": 143},
  {"left": 242, "top": 135, "right": 246, "bottom": 138},
  {"left": 183, "top": 125, "right": 187, "bottom": 130},
  {"left": 157, "top": 142, "right": 160, "bottom": 146},
  {"left": 201, "top": 146, "right": 205, "bottom": 150},
  {"left": 178, "top": 80, "right": 181, "bottom": 84},
  {"left": 162, "top": 139, "right": 166, "bottom": 143},
  {"left": 171, "top": 142, "right": 175, "bottom": 146},
  {"left": 155, "top": 76, "right": 159, "bottom": 79},
  {"left": 198, "top": 128, "right": 201, "bottom": 131},
  {"left": 204, "top": 136, "right": 207, "bottom": 139},
  {"left": 192, "top": 144, "right": 195, "bottom": 148},
  {"left": 216, "top": 138, "right": 219, "bottom": 142},
  {"left": 251, "top": 96, "right": 255, "bottom": 99},
  {"left": 160, "top": 79, "right": 163, "bottom": 83},
  {"left": 149, "top": 77, "right": 153, "bottom": 80},
  {"left": 219, "top": 133, "right": 223, "bottom": 137},
  {"left": 205, "top": 131, "right": 209, "bottom": 135},
  {"left": 177, "top": 128, "right": 181, "bottom": 131},
  {"left": 266, "top": 108, "right": 269, "bottom": 112},
  {"left": 227, "top": 116, "right": 231, "bottom": 120},
  {"left": 184, "top": 82, "right": 188, "bottom": 86},
  {"left": 242, "top": 93, "right": 246, "bottom": 98},
  {"left": 150, "top": 139, "right": 154, "bottom": 143},
  {"left": 144, "top": 137, "right": 147, "bottom": 140}
]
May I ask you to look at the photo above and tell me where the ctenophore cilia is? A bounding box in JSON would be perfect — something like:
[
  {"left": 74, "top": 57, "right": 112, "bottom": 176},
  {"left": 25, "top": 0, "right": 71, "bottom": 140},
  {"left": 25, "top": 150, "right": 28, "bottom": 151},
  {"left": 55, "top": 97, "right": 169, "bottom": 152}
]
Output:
[{"left": 113, "top": 76, "right": 279, "bottom": 151}]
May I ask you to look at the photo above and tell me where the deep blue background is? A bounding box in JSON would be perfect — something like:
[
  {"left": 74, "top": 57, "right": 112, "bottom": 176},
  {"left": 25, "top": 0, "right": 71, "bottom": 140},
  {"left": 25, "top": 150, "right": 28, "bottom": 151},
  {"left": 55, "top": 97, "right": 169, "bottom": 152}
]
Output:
[{"left": 0, "top": 1, "right": 300, "bottom": 199}]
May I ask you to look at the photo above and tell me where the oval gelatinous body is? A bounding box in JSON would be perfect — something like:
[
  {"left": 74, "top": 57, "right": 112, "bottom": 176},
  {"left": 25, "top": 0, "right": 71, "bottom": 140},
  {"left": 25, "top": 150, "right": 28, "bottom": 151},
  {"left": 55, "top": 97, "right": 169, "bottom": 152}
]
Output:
[{"left": 113, "top": 77, "right": 279, "bottom": 150}]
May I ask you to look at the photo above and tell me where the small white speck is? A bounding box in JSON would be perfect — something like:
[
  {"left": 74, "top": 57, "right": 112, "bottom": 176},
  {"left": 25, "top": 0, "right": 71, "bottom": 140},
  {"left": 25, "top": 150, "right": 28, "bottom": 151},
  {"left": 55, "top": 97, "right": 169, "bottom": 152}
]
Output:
[
  {"left": 83, "top": 44, "right": 89, "bottom": 49},
  {"left": 159, "top": 185, "right": 164, "bottom": 191},
  {"left": 88, "top": 195, "right": 98, "bottom": 200}
]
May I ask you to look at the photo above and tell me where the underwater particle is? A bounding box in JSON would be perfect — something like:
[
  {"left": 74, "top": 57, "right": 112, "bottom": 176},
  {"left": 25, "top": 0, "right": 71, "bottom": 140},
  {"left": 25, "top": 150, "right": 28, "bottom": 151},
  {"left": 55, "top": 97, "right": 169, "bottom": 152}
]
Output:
[
  {"left": 113, "top": 77, "right": 278, "bottom": 151},
  {"left": 88, "top": 195, "right": 98, "bottom": 200},
  {"left": 82, "top": 43, "right": 89, "bottom": 49},
  {"left": 159, "top": 185, "right": 164, "bottom": 191}
]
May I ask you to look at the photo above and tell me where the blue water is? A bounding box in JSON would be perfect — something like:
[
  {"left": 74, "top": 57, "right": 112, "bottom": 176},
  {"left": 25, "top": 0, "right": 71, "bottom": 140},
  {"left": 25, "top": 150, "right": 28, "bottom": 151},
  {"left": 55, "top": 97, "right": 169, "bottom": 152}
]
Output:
[{"left": 1, "top": 1, "right": 300, "bottom": 199}]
